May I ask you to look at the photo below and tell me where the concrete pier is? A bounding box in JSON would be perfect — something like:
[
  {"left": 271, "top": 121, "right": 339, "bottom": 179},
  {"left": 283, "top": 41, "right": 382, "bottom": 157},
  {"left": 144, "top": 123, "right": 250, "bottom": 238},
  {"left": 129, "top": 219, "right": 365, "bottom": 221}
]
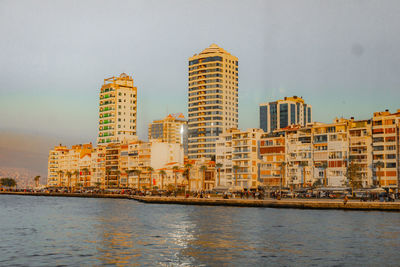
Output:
[{"left": 131, "top": 196, "right": 400, "bottom": 211}]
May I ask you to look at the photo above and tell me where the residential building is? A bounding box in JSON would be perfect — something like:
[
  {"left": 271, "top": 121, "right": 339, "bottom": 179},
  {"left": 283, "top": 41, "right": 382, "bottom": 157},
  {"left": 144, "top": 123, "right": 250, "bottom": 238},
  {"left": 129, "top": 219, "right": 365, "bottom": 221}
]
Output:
[
  {"left": 188, "top": 44, "right": 239, "bottom": 159},
  {"left": 259, "top": 96, "right": 312, "bottom": 133},
  {"left": 372, "top": 110, "right": 400, "bottom": 189},
  {"left": 105, "top": 143, "right": 120, "bottom": 188},
  {"left": 148, "top": 113, "right": 188, "bottom": 155},
  {"left": 184, "top": 158, "right": 215, "bottom": 191},
  {"left": 348, "top": 119, "right": 373, "bottom": 187},
  {"left": 91, "top": 146, "right": 106, "bottom": 187},
  {"left": 216, "top": 128, "right": 263, "bottom": 189},
  {"left": 127, "top": 140, "right": 184, "bottom": 190},
  {"left": 47, "top": 143, "right": 93, "bottom": 188},
  {"left": 259, "top": 131, "right": 286, "bottom": 188},
  {"left": 286, "top": 125, "right": 314, "bottom": 188},
  {"left": 312, "top": 119, "right": 349, "bottom": 187},
  {"left": 47, "top": 145, "right": 69, "bottom": 186},
  {"left": 215, "top": 129, "right": 234, "bottom": 186},
  {"left": 98, "top": 73, "right": 137, "bottom": 145}
]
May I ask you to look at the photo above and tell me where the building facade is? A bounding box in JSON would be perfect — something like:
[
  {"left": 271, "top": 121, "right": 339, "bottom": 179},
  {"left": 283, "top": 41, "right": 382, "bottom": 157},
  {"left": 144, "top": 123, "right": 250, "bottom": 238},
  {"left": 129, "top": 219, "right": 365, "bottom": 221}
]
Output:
[
  {"left": 216, "top": 128, "right": 263, "bottom": 189},
  {"left": 98, "top": 73, "right": 137, "bottom": 145},
  {"left": 259, "top": 96, "right": 312, "bottom": 133},
  {"left": 372, "top": 110, "right": 400, "bottom": 189},
  {"left": 148, "top": 113, "right": 188, "bottom": 155},
  {"left": 188, "top": 44, "right": 239, "bottom": 159},
  {"left": 259, "top": 131, "right": 286, "bottom": 188}
]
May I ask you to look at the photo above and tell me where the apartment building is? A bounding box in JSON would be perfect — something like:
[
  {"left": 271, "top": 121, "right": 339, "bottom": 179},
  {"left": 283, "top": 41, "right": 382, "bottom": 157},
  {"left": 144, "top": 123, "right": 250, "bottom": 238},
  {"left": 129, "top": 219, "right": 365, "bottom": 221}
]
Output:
[
  {"left": 285, "top": 125, "right": 314, "bottom": 188},
  {"left": 188, "top": 44, "right": 239, "bottom": 159},
  {"left": 259, "top": 131, "right": 286, "bottom": 188},
  {"left": 183, "top": 157, "right": 216, "bottom": 191},
  {"left": 98, "top": 73, "right": 137, "bottom": 144},
  {"left": 216, "top": 128, "right": 263, "bottom": 189},
  {"left": 348, "top": 119, "right": 373, "bottom": 187},
  {"left": 148, "top": 113, "right": 188, "bottom": 155},
  {"left": 215, "top": 129, "right": 234, "bottom": 187},
  {"left": 372, "top": 110, "right": 400, "bottom": 188},
  {"left": 47, "top": 143, "right": 93, "bottom": 188},
  {"left": 312, "top": 119, "right": 349, "bottom": 187},
  {"left": 259, "top": 96, "right": 312, "bottom": 133},
  {"left": 127, "top": 140, "right": 184, "bottom": 190},
  {"left": 47, "top": 145, "right": 69, "bottom": 186},
  {"left": 91, "top": 146, "right": 106, "bottom": 187}
]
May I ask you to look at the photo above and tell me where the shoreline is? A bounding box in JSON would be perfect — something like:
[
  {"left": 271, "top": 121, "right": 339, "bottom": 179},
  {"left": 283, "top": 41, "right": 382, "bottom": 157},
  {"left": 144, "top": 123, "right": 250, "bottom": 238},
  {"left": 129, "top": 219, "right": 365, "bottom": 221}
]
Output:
[
  {"left": 1, "top": 192, "right": 399, "bottom": 211},
  {"left": 131, "top": 196, "right": 400, "bottom": 211},
  {"left": 0, "top": 191, "right": 130, "bottom": 199}
]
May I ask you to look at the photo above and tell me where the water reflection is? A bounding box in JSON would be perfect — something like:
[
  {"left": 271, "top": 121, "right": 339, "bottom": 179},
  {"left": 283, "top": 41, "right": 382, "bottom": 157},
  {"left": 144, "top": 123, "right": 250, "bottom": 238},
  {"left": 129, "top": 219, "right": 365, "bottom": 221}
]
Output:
[{"left": 0, "top": 196, "right": 399, "bottom": 266}]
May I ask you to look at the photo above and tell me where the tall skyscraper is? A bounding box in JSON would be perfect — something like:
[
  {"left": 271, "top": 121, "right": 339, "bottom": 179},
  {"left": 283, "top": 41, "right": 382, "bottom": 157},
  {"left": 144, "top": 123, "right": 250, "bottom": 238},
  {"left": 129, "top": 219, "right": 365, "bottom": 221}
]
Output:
[
  {"left": 148, "top": 113, "right": 188, "bottom": 155},
  {"left": 97, "top": 73, "right": 137, "bottom": 144},
  {"left": 188, "top": 44, "right": 239, "bottom": 159},
  {"left": 259, "top": 96, "right": 312, "bottom": 133}
]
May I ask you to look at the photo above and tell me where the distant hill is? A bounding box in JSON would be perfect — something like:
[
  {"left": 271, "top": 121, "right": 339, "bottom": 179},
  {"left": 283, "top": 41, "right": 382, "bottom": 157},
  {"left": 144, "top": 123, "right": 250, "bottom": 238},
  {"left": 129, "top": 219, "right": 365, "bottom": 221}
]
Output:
[
  {"left": 0, "top": 130, "right": 95, "bottom": 187},
  {"left": 0, "top": 167, "right": 44, "bottom": 188}
]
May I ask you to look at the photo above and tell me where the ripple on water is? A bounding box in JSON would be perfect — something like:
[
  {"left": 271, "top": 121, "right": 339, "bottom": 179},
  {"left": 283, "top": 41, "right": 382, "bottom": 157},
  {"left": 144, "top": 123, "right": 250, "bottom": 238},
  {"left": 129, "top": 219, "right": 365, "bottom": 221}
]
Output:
[{"left": 0, "top": 195, "right": 399, "bottom": 266}]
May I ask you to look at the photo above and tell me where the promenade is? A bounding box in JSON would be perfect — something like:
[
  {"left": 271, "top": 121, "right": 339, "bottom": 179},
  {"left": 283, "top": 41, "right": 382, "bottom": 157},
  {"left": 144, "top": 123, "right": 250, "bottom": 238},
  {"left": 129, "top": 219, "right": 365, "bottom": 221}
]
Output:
[
  {"left": 131, "top": 195, "right": 400, "bottom": 211},
  {"left": 2, "top": 192, "right": 399, "bottom": 211}
]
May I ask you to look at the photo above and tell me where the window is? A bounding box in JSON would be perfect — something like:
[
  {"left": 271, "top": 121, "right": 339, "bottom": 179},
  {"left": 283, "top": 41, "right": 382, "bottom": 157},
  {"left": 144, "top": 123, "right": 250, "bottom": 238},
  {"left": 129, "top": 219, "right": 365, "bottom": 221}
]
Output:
[
  {"left": 386, "top": 162, "right": 396, "bottom": 168},
  {"left": 279, "top": 103, "right": 288, "bottom": 128},
  {"left": 290, "top": 104, "right": 295, "bottom": 124}
]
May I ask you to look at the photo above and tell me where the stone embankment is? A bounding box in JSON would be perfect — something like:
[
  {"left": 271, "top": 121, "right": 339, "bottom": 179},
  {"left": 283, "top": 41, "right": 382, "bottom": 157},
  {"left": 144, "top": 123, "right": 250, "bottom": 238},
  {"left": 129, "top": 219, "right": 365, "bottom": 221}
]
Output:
[
  {"left": 131, "top": 196, "right": 400, "bottom": 211},
  {"left": 2, "top": 192, "right": 399, "bottom": 211},
  {"left": 0, "top": 191, "right": 130, "bottom": 199}
]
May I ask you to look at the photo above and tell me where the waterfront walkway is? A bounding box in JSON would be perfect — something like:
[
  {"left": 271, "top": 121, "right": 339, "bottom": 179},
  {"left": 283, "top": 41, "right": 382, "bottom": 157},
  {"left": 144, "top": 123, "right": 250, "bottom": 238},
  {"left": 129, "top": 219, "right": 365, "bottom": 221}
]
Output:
[
  {"left": 1, "top": 192, "right": 399, "bottom": 211},
  {"left": 131, "top": 195, "right": 400, "bottom": 211}
]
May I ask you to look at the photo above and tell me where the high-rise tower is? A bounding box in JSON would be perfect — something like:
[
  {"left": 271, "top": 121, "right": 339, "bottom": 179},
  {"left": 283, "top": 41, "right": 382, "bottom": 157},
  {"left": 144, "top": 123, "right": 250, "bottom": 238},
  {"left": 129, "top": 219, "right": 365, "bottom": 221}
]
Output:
[
  {"left": 97, "top": 73, "right": 137, "bottom": 144},
  {"left": 259, "top": 96, "right": 312, "bottom": 133},
  {"left": 188, "top": 44, "right": 239, "bottom": 159}
]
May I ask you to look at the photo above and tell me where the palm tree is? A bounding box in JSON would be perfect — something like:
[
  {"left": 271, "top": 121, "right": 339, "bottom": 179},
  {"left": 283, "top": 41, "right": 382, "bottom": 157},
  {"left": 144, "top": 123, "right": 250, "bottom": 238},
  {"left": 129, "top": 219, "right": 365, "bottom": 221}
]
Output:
[
  {"left": 134, "top": 169, "right": 142, "bottom": 190},
  {"left": 34, "top": 175, "right": 40, "bottom": 188},
  {"left": 57, "top": 170, "right": 64, "bottom": 187},
  {"left": 184, "top": 163, "right": 193, "bottom": 192},
  {"left": 375, "top": 161, "right": 384, "bottom": 188},
  {"left": 200, "top": 165, "right": 207, "bottom": 190},
  {"left": 346, "top": 159, "right": 362, "bottom": 196},
  {"left": 1, "top": 178, "right": 17, "bottom": 190},
  {"left": 106, "top": 169, "right": 111, "bottom": 189},
  {"left": 159, "top": 170, "right": 166, "bottom": 190},
  {"left": 115, "top": 170, "right": 121, "bottom": 188},
  {"left": 233, "top": 165, "right": 239, "bottom": 187},
  {"left": 65, "top": 171, "right": 72, "bottom": 191},
  {"left": 73, "top": 170, "right": 79, "bottom": 189},
  {"left": 172, "top": 166, "right": 180, "bottom": 190},
  {"left": 299, "top": 161, "right": 308, "bottom": 188},
  {"left": 215, "top": 163, "right": 223, "bottom": 186},
  {"left": 82, "top": 168, "right": 89, "bottom": 188},
  {"left": 279, "top": 162, "right": 286, "bottom": 194},
  {"left": 147, "top": 167, "right": 154, "bottom": 190}
]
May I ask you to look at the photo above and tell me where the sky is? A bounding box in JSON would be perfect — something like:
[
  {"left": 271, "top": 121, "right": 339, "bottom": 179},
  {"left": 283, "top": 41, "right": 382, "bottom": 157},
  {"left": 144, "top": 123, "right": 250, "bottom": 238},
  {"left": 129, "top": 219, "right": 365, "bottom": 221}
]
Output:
[{"left": 1, "top": 0, "right": 400, "bottom": 173}]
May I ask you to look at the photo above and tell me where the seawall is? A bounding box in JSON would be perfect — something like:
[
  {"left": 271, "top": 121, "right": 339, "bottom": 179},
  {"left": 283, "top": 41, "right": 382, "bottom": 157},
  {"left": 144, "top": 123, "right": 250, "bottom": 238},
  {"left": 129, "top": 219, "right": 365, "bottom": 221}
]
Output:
[
  {"left": 0, "top": 192, "right": 130, "bottom": 199},
  {"left": 2, "top": 192, "right": 400, "bottom": 211},
  {"left": 131, "top": 196, "right": 400, "bottom": 211}
]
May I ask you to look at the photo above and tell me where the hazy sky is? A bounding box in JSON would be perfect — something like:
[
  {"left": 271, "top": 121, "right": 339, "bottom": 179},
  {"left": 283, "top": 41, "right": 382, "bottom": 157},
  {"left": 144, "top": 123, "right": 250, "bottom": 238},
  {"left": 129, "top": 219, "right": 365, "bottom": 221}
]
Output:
[{"left": 1, "top": 0, "right": 400, "bottom": 145}]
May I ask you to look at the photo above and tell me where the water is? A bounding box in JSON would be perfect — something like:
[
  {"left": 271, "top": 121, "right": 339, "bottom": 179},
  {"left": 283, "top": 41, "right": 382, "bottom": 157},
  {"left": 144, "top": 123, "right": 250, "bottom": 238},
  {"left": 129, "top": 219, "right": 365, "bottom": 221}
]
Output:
[{"left": 0, "top": 195, "right": 399, "bottom": 266}]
